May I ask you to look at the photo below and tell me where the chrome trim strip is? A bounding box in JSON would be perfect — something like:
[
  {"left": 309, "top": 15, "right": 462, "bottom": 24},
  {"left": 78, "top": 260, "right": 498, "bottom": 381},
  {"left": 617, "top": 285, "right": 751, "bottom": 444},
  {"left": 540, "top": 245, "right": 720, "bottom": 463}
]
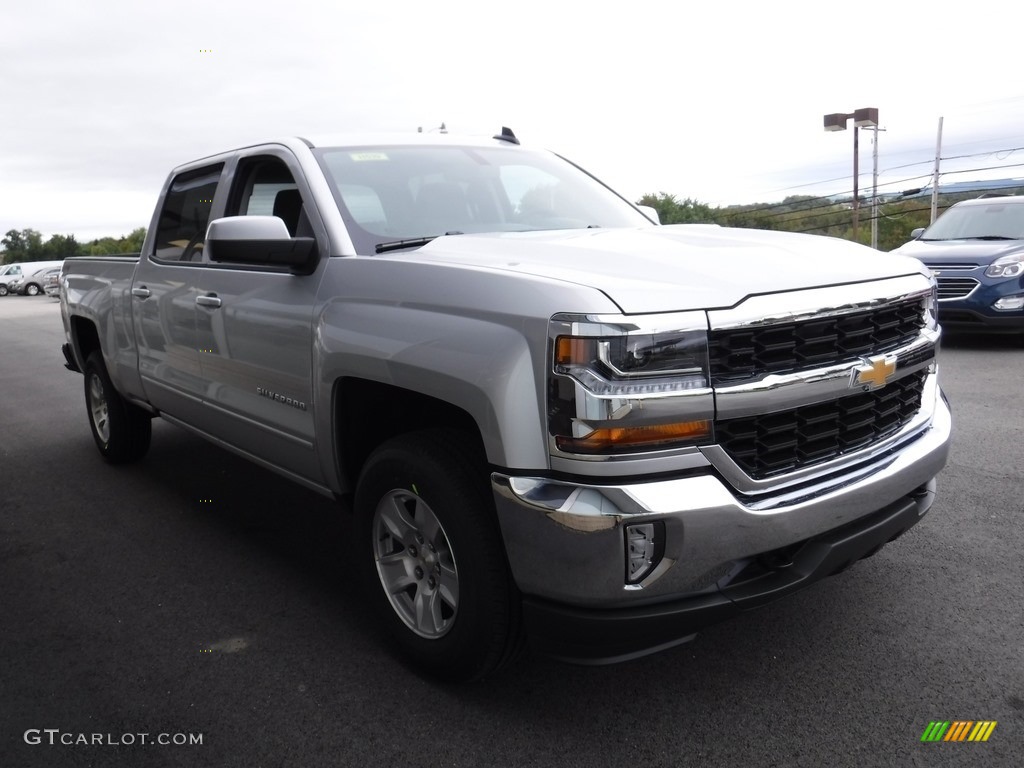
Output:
[
  {"left": 924, "top": 262, "right": 980, "bottom": 272},
  {"left": 707, "top": 274, "right": 931, "bottom": 330},
  {"left": 714, "top": 330, "right": 938, "bottom": 420},
  {"left": 550, "top": 310, "right": 709, "bottom": 336},
  {"left": 703, "top": 372, "right": 941, "bottom": 496}
]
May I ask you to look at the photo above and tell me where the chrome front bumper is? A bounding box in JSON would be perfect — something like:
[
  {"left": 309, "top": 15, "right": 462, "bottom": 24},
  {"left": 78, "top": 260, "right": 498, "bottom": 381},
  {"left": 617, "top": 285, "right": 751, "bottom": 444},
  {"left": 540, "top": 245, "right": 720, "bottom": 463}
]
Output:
[{"left": 492, "top": 384, "right": 951, "bottom": 609}]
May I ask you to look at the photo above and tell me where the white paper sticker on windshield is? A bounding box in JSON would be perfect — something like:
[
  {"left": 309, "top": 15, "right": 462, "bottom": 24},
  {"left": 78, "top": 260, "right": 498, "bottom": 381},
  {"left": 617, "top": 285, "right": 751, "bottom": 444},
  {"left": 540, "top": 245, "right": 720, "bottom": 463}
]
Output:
[{"left": 349, "top": 152, "right": 389, "bottom": 162}]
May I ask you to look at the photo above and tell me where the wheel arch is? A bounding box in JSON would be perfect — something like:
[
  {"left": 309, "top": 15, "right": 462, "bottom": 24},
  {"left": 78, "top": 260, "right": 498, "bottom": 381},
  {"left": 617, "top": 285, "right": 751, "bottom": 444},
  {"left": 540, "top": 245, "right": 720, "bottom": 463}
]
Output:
[
  {"left": 69, "top": 316, "right": 102, "bottom": 372},
  {"left": 333, "top": 378, "right": 487, "bottom": 493}
]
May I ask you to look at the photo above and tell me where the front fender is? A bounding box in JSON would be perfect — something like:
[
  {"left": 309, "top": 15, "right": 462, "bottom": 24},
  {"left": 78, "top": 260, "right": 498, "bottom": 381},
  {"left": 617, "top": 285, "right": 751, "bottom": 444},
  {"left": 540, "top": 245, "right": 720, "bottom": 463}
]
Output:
[
  {"left": 315, "top": 299, "right": 547, "bottom": 472},
  {"left": 311, "top": 256, "right": 621, "bottom": 492}
]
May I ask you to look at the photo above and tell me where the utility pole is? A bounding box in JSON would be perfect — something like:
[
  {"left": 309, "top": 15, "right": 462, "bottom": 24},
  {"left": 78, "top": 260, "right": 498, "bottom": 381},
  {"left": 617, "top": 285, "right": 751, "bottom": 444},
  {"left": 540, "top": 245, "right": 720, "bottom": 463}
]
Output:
[
  {"left": 931, "top": 117, "right": 944, "bottom": 224},
  {"left": 865, "top": 126, "right": 886, "bottom": 249},
  {"left": 872, "top": 127, "right": 878, "bottom": 249}
]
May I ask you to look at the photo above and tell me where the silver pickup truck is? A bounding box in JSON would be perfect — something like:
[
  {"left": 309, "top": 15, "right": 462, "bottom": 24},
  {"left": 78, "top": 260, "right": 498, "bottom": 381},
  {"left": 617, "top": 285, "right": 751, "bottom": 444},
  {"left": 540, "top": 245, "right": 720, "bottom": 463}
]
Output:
[{"left": 60, "top": 130, "right": 951, "bottom": 680}]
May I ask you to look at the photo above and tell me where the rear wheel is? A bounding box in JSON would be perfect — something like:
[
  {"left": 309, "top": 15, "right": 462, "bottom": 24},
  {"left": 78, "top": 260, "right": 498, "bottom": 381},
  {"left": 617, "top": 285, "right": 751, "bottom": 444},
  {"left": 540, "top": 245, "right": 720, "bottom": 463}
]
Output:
[
  {"left": 354, "top": 430, "right": 523, "bottom": 681},
  {"left": 83, "top": 351, "right": 152, "bottom": 463},
  {"left": 0, "top": 285, "right": 7, "bottom": 296}
]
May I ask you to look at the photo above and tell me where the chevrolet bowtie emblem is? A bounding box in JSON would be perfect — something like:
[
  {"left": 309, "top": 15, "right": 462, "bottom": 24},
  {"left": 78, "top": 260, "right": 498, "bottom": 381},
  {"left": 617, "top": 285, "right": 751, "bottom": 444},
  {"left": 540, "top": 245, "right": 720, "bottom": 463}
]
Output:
[{"left": 853, "top": 355, "right": 897, "bottom": 389}]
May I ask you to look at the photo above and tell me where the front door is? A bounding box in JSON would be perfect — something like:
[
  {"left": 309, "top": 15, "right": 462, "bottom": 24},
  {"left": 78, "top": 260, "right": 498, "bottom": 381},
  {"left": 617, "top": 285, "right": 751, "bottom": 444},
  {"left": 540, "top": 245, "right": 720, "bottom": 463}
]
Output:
[{"left": 192, "top": 150, "right": 326, "bottom": 484}]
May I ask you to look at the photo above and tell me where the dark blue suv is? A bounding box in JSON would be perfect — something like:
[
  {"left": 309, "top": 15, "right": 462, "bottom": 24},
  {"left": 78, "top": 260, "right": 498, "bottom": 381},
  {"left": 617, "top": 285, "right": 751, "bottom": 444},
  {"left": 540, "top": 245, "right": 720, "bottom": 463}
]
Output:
[{"left": 891, "top": 196, "right": 1024, "bottom": 338}]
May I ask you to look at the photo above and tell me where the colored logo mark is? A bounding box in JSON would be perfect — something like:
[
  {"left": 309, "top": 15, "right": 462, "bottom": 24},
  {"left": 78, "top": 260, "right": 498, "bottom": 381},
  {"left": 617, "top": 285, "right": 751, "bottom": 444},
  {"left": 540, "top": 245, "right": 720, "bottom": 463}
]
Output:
[
  {"left": 853, "top": 354, "right": 897, "bottom": 389},
  {"left": 921, "top": 721, "right": 997, "bottom": 742}
]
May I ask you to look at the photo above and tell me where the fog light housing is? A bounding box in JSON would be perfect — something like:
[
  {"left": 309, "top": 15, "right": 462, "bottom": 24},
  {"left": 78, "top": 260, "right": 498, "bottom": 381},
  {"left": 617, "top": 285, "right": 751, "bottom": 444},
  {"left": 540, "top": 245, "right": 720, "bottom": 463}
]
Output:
[
  {"left": 625, "top": 521, "right": 665, "bottom": 584},
  {"left": 993, "top": 294, "right": 1024, "bottom": 311}
]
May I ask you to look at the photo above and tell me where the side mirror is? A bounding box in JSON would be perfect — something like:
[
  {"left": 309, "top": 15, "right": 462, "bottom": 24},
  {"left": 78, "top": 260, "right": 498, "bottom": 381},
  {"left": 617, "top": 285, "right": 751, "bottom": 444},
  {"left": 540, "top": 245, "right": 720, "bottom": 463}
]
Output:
[
  {"left": 637, "top": 204, "right": 661, "bottom": 225},
  {"left": 206, "top": 216, "right": 317, "bottom": 270},
  {"left": 910, "top": 227, "right": 926, "bottom": 240}
]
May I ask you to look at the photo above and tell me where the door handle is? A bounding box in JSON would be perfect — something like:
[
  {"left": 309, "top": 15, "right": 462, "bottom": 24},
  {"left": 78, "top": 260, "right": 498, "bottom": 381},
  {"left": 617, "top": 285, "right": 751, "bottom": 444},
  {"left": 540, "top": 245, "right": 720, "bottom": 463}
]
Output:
[
  {"left": 131, "top": 286, "right": 151, "bottom": 299},
  {"left": 195, "top": 294, "right": 222, "bottom": 308}
]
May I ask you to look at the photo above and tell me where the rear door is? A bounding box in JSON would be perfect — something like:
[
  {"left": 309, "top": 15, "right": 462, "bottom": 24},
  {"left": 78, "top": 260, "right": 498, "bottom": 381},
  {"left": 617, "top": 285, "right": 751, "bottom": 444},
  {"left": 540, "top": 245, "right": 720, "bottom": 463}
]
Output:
[
  {"left": 132, "top": 163, "right": 225, "bottom": 422},
  {"left": 193, "top": 148, "right": 327, "bottom": 483}
]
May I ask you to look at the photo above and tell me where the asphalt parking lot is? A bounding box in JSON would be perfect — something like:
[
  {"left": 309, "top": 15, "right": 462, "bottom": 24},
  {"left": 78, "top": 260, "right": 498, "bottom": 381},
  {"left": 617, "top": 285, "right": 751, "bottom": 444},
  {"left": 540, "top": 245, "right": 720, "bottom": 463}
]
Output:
[{"left": 1, "top": 296, "right": 1022, "bottom": 768}]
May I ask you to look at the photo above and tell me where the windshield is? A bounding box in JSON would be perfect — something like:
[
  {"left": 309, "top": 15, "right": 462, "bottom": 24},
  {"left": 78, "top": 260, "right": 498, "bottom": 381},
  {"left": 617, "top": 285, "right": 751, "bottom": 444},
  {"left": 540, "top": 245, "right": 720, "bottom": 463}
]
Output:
[
  {"left": 314, "top": 144, "right": 652, "bottom": 254},
  {"left": 922, "top": 200, "right": 1024, "bottom": 240}
]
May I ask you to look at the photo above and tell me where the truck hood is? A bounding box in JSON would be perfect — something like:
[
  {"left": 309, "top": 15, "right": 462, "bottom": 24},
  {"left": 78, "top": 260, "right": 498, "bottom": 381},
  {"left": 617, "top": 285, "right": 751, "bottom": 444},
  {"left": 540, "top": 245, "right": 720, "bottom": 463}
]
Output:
[
  {"left": 412, "top": 225, "right": 927, "bottom": 313},
  {"left": 890, "top": 237, "right": 1024, "bottom": 264}
]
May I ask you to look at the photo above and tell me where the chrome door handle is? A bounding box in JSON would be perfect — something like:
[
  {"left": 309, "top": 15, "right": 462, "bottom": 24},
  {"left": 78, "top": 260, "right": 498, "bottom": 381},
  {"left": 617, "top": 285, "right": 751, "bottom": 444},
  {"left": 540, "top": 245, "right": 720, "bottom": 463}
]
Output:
[
  {"left": 195, "top": 294, "right": 222, "bottom": 308},
  {"left": 131, "top": 286, "right": 151, "bottom": 299}
]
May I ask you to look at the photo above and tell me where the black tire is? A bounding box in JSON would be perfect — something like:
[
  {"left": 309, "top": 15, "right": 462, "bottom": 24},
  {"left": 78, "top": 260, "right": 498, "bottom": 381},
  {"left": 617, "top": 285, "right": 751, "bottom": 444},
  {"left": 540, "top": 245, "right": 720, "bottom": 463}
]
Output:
[
  {"left": 83, "top": 351, "right": 152, "bottom": 463},
  {"left": 0, "top": 284, "right": 7, "bottom": 296},
  {"left": 354, "top": 430, "right": 523, "bottom": 681},
  {"left": 25, "top": 284, "right": 40, "bottom": 296}
]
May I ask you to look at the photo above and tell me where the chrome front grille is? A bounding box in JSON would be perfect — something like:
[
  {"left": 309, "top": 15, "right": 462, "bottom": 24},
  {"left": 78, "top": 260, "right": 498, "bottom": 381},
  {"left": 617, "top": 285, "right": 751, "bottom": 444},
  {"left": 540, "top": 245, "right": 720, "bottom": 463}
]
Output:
[
  {"left": 716, "top": 371, "right": 927, "bottom": 480},
  {"left": 708, "top": 297, "right": 926, "bottom": 385},
  {"left": 935, "top": 277, "right": 979, "bottom": 300}
]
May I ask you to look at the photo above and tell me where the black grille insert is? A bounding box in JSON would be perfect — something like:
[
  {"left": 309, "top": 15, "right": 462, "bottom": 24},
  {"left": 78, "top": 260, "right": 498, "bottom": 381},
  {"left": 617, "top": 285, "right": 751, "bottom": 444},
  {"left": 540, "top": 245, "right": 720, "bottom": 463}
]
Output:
[
  {"left": 709, "top": 298, "right": 926, "bottom": 384},
  {"left": 716, "top": 371, "right": 927, "bottom": 479}
]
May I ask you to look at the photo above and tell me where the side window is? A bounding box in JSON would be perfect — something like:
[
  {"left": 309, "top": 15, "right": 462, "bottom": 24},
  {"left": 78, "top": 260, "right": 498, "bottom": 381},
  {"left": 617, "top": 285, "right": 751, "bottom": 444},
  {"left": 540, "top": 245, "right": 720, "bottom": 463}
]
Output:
[
  {"left": 154, "top": 164, "right": 223, "bottom": 262},
  {"left": 228, "top": 157, "right": 310, "bottom": 238}
]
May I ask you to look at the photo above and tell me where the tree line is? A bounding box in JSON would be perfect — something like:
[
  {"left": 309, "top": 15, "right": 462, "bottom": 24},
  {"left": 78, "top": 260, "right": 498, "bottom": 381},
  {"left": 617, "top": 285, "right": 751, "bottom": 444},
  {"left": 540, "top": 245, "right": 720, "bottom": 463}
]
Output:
[
  {"left": 1, "top": 228, "right": 147, "bottom": 264},
  {"left": 638, "top": 187, "right": 1024, "bottom": 251},
  {"left": 4, "top": 184, "right": 1024, "bottom": 263}
]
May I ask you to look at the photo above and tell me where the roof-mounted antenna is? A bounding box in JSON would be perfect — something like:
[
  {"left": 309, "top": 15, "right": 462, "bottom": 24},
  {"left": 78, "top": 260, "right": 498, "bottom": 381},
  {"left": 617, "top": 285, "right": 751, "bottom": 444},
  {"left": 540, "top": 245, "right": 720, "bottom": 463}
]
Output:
[{"left": 493, "top": 126, "right": 520, "bottom": 145}]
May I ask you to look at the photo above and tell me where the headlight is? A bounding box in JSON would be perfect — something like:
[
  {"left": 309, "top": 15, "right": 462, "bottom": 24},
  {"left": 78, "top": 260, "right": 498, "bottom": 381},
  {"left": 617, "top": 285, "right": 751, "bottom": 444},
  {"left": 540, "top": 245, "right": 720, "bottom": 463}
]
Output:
[
  {"left": 548, "top": 312, "right": 714, "bottom": 456},
  {"left": 985, "top": 253, "right": 1024, "bottom": 279},
  {"left": 924, "top": 278, "right": 939, "bottom": 331}
]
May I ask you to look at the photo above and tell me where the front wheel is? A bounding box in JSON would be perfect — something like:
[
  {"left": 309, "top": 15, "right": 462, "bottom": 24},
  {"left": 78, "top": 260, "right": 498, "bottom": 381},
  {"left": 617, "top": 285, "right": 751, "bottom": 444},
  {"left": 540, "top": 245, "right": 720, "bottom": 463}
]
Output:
[
  {"left": 25, "top": 284, "right": 40, "bottom": 296},
  {"left": 83, "top": 351, "right": 152, "bottom": 463},
  {"left": 354, "top": 430, "right": 523, "bottom": 681},
  {"left": 0, "top": 284, "right": 7, "bottom": 296}
]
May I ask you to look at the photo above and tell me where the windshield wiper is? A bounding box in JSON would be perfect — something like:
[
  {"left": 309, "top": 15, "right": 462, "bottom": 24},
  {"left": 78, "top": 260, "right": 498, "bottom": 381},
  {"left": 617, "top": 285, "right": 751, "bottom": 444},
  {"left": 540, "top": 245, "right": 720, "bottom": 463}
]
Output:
[{"left": 374, "top": 231, "right": 463, "bottom": 254}]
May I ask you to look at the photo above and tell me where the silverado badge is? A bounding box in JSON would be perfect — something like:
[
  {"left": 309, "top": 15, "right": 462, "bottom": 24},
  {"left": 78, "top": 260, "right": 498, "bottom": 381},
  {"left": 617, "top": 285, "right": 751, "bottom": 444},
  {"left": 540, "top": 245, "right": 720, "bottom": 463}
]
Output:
[{"left": 852, "top": 354, "right": 897, "bottom": 389}]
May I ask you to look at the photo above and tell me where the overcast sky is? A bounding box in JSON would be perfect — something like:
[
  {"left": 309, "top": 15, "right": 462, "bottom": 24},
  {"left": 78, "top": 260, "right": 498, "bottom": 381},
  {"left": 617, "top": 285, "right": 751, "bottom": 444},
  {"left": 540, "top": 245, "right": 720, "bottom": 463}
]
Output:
[{"left": 2, "top": 0, "right": 1023, "bottom": 242}]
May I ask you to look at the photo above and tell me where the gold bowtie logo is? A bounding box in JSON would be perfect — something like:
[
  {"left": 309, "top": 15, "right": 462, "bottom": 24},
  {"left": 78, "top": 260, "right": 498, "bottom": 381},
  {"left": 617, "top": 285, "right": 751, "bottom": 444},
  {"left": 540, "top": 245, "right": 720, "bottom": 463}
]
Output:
[{"left": 854, "top": 355, "right": 897, "bottom": 389}]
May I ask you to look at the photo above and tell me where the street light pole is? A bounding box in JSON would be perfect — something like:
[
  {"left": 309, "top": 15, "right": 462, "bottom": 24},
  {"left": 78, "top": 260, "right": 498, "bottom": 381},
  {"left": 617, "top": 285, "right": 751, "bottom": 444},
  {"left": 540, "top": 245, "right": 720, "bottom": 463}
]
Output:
[
  {"left": 824, "top": 107, "right": 879, "bottom": 244},
  {"left": 852, "top": 125, "right": 860, "bottom": 241}
]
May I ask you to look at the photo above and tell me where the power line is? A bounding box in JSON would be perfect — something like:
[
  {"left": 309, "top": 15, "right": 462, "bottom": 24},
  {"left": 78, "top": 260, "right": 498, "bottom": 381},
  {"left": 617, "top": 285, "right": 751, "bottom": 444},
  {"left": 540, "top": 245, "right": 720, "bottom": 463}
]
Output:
[
  {"left": 751, "top": 144, "right": 1024, "bottom": 205},
  {"left": 720, "top": 154, "right": 1024, "bottom": 223}
]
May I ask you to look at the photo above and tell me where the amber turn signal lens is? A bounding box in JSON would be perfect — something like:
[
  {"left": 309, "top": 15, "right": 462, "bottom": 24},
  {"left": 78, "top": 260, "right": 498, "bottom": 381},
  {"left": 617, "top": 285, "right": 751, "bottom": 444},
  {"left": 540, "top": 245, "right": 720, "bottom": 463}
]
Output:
[
  {"left": 555, "top": 336, "right": 593, "bottom": 367},
  {"left": 556, "top": 420, "right": 712, "bottom": 454}
]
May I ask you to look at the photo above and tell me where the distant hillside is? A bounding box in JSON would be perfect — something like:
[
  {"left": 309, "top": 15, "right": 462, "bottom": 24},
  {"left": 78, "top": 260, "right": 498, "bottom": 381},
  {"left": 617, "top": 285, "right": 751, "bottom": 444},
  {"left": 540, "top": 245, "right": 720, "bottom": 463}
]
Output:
[{"left": 640, "top": 182, "right": 1024, "bottom": 251}]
